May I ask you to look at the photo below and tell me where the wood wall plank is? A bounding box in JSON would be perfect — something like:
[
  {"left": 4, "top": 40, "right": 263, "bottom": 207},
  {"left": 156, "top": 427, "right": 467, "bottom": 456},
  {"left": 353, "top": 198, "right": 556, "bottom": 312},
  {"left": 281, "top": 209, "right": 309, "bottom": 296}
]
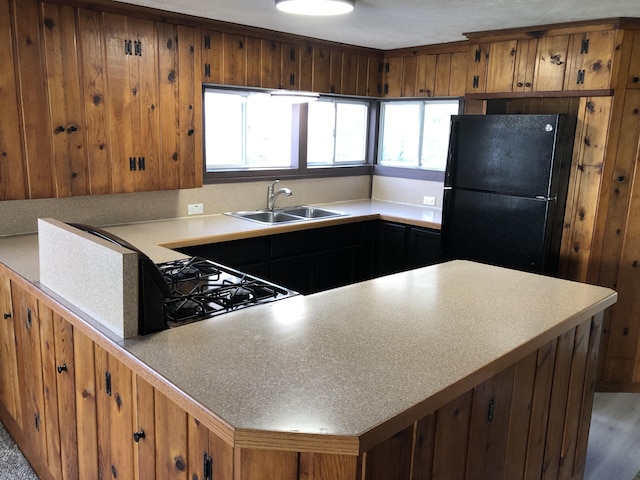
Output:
[
  {"left": 40, "top": 3, "right": 90, "bottom": 197},
  {"left": 0, "top": 0, "right": 28, "bottom": 200},
  {"left": 12, "top": 0, "right": 56, "bottom": 198}
]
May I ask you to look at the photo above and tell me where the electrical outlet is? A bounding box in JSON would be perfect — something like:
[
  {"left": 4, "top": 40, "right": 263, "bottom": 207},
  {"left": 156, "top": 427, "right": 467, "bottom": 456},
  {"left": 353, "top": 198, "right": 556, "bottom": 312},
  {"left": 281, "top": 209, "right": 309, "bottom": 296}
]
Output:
[
  {"left": 188, "top": 203, "right": 204, "bottom": 215},
  {"left": 423, "top": 196, "right": 436, "bottom": 206}
]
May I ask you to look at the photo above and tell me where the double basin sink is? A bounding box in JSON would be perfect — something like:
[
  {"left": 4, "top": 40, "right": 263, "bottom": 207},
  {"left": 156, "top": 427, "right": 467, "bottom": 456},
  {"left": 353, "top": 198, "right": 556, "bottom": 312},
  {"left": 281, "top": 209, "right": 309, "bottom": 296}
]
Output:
[{"left": 227, "top": 206, "right": 346, "bottom": 225}]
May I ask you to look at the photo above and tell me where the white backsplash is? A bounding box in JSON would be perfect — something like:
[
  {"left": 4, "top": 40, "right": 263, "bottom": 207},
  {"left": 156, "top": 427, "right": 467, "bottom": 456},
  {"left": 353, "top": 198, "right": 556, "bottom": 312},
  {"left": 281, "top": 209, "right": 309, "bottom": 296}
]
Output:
[
  {"left": 1, "top": 176, "right": 371, "bottom": 236},
  {"left": 371, "top": 176, "right": 444, "bottom": 208}
]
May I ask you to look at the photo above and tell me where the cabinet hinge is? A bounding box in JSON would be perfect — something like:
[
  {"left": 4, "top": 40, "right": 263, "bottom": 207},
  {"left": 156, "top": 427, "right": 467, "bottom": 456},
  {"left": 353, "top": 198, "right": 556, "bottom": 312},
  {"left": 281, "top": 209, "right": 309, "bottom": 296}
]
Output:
[
  {"left": 487, "top": 398, "right": 495, "bottom": 423},
  {"left": 385, "top": 62, "right": 390, "bottom": 73},
  {"left": 289, "top": 73, "right": 295, "bottom": 86},
  {"left": 26, "top": 307, "right": 32, "bottom": 328},
  {"left": 580, "top": 38, "right": 590, "bottom": 54},
  {"left": 204, "top": 63, "right": 211, "bottom": 78},
  {"left": 378, "top": 62, "right": 384, "bottom": 73},
  {"left": 383, "top": 83, "right": 389, "bottom": 95},
  {"left": 203, "top": 452, "right": 213, "bottom": 480},
  {"left": 134, "top": 40, "right": 142, "bottom": 56},
  {"left": 129, "top": 157, "right": 136, "bottom": 171},
  {"left": 105, "top": 370, "right": 112, "bottom": 396},
  {"left": 124, "top": 39, "right": 132, "bottom": 55},
  {"left": 472, "top": 75, "right": 480, "bottom": 89},
  {"left": 138, "top": 157, "right": 145, "bottom": 171},
  {"left": 577, "top": 69, "right": 586, "bottom": 85},
  {"left": 204, "top": 35, "right": 211, "bottom": 49},
  {"left": 474, "top": 48, "right": 481, "bottom": 62},
  {"left": 34, "top": 412, "right": 40, "bottom": 431},
  {"left": 290, "top": 48, "right": 296, "bottom": 61}
]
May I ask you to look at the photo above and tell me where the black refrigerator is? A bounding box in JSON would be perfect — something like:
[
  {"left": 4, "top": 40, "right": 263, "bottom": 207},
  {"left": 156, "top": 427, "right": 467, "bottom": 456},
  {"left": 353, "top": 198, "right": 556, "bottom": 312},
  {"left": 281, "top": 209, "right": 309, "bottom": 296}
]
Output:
[{"left": 441, "top": 114, "right": 570, "bottom": 275}]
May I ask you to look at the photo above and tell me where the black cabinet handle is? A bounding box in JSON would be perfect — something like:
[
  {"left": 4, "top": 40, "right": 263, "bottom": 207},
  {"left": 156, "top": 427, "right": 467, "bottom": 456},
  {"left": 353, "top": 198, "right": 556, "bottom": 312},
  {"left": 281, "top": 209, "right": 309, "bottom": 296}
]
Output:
[
  {"left": 133, "top": 430, "right": 145, "bottom": 442},
  {"left": 55, "top": 126, "right": 65, "bottom": 133},
  {"left": 57, "top": 364, "right": 68, "bottom": 374},
  {"left": 3, "top": 312, "right": 11, "bottom": 319},
  {"left": 67, "top": 125, "right": 78, "bottom": 133},
  {"left": 187, "top": 128, "right": 194, "bottom": 136},
  {"left": 632, "top": 76, "right": 640, "bottom": 83}
]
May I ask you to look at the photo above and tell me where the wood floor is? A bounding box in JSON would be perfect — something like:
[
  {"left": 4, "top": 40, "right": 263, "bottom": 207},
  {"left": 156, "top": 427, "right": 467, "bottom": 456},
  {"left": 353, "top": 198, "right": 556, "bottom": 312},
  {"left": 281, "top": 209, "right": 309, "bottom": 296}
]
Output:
[
  {"left": 584, "top": 392, "right": 640, "bottom": 480},
  {"left": 1, "top": 392, "right": 640, "bottom": 479}
]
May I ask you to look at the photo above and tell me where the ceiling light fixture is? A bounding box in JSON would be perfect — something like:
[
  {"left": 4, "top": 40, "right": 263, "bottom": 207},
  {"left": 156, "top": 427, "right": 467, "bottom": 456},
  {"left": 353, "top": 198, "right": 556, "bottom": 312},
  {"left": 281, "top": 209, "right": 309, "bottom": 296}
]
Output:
[{"left": 275, "top": 0, "right": 355, "bottom": 16}]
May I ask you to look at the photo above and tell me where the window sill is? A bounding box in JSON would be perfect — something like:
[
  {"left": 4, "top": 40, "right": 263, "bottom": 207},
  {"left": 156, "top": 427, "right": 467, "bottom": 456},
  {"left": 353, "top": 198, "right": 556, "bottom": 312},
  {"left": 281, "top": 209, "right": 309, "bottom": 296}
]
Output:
[
  {"left": 373, "top": 165, "right": 445, "bottom": 182},
  {"left": 204, "top": 165, "right": 373, "bottom": 183}
]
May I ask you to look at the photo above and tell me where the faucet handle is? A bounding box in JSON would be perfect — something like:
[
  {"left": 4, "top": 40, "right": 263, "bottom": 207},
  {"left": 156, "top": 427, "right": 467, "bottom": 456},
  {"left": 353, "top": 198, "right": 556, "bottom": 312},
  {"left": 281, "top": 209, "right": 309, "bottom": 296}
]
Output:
[{"left": 269, "top": 179, "right": 280, "bottom": 188}]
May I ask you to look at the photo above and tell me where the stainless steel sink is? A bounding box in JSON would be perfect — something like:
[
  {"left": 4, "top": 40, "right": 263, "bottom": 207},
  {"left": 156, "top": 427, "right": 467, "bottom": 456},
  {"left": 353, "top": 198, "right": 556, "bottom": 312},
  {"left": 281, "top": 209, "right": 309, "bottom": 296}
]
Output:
[
  {"left": 227, "top": 206, "right": 346, "bottom": 225},
  {"left": 281, "top": 206, "right": 344, "bottom": 219}
]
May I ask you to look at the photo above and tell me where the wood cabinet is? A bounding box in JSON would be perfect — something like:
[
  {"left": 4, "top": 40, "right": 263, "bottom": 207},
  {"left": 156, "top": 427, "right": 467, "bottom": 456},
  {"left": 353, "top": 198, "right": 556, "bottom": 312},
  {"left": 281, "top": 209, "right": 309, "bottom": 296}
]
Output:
[
  {"left": 564, "top": 30, "right": 617, "bottom": 90},
  {"left": 382, "top": 50, "right": 467, "bottom": 97},
  {"left": 0, "top": 0, "right": 202, "bottom": 200},
  {"left": 483, "top": 39, "right": 538, "bottom": 93},
  {"left": 532, "top": 35, "right": 571, "bottom": 92}
]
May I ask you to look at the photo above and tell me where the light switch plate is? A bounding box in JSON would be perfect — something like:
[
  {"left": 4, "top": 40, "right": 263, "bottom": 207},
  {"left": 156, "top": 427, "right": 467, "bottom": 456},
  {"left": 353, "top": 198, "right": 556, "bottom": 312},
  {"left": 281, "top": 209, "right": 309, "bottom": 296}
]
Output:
[{"left": 188, "top": 203, "right": 204, "bottom": 215}]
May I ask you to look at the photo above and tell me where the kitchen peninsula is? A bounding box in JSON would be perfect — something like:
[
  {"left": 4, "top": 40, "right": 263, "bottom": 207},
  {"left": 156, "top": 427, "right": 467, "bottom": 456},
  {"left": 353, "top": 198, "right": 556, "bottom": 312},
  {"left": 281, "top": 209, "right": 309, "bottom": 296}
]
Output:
[{"left": 0, "top": 208, "right": 617, "bottom": 480}]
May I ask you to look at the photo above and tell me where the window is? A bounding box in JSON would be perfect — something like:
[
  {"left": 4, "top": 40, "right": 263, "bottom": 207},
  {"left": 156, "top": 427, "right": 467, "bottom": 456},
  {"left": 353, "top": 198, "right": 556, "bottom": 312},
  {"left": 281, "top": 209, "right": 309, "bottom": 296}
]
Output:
[
  {"left": 203, "top": 87, "right": 370, "bottom": 176},
  {"left": 308, "top": 99, "right": 368, "bottom": 166},
  {"left": 204, "top": 90, "right": 293, "bottom": 170},
  {"left": 378, "top": 99, "right": 460, "bottom": 171}
]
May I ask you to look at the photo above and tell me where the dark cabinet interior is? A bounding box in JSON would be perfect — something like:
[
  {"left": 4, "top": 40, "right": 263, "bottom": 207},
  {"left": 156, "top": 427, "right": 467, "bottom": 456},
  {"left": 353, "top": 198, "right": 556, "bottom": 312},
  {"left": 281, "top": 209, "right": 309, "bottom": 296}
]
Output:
[{"left": 177, "top": 220, "right": 441, "bottom": 295}]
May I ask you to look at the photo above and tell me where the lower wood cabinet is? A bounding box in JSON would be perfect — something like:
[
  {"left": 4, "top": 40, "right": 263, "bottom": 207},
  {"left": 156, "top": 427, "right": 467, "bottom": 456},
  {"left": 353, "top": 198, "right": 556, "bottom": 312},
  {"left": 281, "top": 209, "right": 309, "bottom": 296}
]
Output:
[
  {"left": 0, "top": 262, "right": 606, "bottom": 480},
  {"left": 376, "top": 221, "right": 442, "bottom": 276}
]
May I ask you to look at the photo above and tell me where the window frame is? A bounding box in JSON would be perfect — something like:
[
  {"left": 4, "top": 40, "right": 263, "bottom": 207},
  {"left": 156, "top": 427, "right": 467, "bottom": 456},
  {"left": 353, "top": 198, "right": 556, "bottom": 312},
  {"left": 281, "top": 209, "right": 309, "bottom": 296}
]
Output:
[
  {"left": 374, "top": 97, "right": 463, "bottom": 181},
  {"left": 202, "top": 86, "right": 375, "bottom": 184}
]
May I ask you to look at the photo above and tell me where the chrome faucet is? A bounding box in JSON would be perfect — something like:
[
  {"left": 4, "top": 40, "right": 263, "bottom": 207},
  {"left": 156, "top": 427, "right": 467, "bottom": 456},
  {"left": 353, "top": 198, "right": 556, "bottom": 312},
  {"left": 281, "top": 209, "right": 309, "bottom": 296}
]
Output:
[{"left": 267, "top": 179, "right": 292, "bottom": 211}]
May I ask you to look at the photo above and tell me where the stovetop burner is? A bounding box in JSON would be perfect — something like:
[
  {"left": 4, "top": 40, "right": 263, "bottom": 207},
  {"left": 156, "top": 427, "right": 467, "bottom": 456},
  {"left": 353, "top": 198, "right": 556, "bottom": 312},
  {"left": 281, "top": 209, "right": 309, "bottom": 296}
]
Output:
[{"left": 157, "top": 257, "right": 295, "bottom": 328}]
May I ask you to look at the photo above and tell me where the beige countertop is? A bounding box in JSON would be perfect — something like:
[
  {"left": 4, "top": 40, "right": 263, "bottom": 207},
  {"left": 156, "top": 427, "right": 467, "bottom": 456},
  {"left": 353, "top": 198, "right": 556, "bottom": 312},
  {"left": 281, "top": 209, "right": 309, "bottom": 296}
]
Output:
[
  {"left": 0, "top": 199, "right": 441, "bottom": 281},
  {"left": 123, "top": 260, "right": 615, "bottom": 452},
  {"left": 0, "top": 200, "right": 617, "bottom": 454}
]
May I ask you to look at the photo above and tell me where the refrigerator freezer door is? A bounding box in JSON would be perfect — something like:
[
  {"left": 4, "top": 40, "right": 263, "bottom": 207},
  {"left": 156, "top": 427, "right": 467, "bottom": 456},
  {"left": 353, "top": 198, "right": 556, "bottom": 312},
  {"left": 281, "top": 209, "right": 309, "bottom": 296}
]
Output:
[
  {"left": 441, "top": 188, "right": 556, "bottom": 274},
  {"left": 445, "top": 114, "right": 564, "bottom": 198}
]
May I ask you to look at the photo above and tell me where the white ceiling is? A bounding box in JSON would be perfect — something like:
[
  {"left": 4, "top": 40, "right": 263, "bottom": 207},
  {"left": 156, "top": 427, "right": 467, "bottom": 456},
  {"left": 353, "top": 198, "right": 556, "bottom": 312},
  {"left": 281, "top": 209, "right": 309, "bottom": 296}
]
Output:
[{"left": 113, "top": 0, "right": 640, "bottom": 50}]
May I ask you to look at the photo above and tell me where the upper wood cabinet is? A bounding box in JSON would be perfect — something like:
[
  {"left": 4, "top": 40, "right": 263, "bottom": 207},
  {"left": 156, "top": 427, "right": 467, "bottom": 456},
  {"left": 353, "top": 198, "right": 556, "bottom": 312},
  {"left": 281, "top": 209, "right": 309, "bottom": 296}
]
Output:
[
  {"left": 0, "top": 0, "right": 202, "bottom": 200},
  {"left": 563, "top": 30, "right": 617, "bottom": 90},
  {"left": 532, "top": 35, "right": 570, "bottom": 92},
  {"left": 627, "top": 30, "right": 640, "bottom": 88},
  {"left": 482, "top": 39, "right": 538, "bottom": 93},
  {"left": 382, "top": 50, "right": 467, "bottom": 97}
]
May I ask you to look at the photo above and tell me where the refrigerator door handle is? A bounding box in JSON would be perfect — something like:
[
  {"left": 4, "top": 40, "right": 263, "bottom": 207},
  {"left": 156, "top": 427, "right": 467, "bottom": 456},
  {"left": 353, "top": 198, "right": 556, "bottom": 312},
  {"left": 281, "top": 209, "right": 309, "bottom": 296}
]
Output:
[
  {"left": 444, "top": 186, "right": 452, "bottom": 190},
  {"left": 536, "top": 195, "right": 557, "bottom": 201}
]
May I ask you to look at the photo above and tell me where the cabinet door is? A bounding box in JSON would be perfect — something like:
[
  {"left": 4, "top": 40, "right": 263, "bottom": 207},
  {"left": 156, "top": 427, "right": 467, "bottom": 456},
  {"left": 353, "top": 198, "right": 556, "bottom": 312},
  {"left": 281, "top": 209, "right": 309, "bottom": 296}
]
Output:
[
  {"left": 188, "top": 414, "right": 234, "bottom": 480},
  {"left": 383, "top": 56, "right": 403, "bottom": 97},
  {"left": 466, "top": 44, "right": 489, "bottom": 93},
  {"left": 376, "top": 221, "right": 408, "bottom": 276},
  {"left": 202, "top": 29, "right": 223, "bottom": 83},
  {"left": 0, "top": 0, "right": 28, "bottom": 200},
  {"left": 77, "top": 8, "right": 112, "bottom": 195},
  {"left": 40, "top": 306, "right": 79, "bottom": 480},
  {"left": 407, "top": 227, "right": 441, "bottom": 269},
  {"left": 0, "top": 266, "right": 21, "bottom": 423},
  {"left": 485, "top": 40, "right": 518, "bottom": 93},
  {"left": 41, "top": 2, "right": 90, "bottom": 197},
  {"left": 564, "top": 30, "right": 616, "bottom": 91},
  {"left": 627, "top": 30, "right": 640, "bottom": 88},
  {"left": 271, "top": 255, "right": 315, "bottom": 294},
  {"left": 104, "top": 13, "right": 161, "bottom": 193},
  {"left": 157, "top": 23, "right": 201, "bottom": 190},
  {"left": 12, "top": 0, "right": 56, "bottom": 199},
  {"left": 341, "top": 50, "right": 358, "bottom": 95},
  {"left": 313, "top": 46, "right": 331, "bottom": 93},
  {"left": 416, "top": 54, "right": 437, "bottom": 97},
  {"left": 95, "top": 346, "right": 136, "bottom": 479},
  {"left": 261, "top": 39, "right": 283, "bottom": 89},
  {"left": 154, "top": 387, "right": 189, "bottom": 478},
  {"left": 513, "top": 39, "right": 537, "bottom": 93},
  {"left": 315, "top": 246, "right": 358, "bottom": 292},
  {"left": 533, "top": 35, "right": 570, "bottom": 92},
  {"left": 283, "top": 42, "right": 300, "bottom": 91},
  {"left": 12, "top": 284, "right": 48, "bottom": 460}
]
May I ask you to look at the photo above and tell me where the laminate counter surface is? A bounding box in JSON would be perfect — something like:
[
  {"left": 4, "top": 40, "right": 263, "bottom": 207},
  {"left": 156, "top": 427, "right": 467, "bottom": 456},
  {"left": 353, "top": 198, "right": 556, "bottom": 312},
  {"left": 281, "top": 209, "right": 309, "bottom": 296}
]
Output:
[{"left": 123, "top": 260, "right": 616, "bottom": 447}]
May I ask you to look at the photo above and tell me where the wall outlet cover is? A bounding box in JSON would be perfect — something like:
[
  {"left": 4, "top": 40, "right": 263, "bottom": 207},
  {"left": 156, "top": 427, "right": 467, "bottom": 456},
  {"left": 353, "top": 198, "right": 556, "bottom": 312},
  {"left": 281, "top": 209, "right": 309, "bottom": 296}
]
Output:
[
  {"left": 423, "top": 196, "right": 436, "bottom": 206},
  {"left": 188, "top": 203, "right": 204, "bottom": 215}
]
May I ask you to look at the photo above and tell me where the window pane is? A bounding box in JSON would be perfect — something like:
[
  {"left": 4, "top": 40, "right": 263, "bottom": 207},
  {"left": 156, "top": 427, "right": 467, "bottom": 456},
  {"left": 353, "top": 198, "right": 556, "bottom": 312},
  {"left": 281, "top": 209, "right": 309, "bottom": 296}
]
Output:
[
  {"left": 335, "top": 103, "right": 367, "bottom": 164},
  {"left": 420, "top": 100, "right": 460, "bottom": 170},
  {"left": 379, "top": 103, "right": 421, "bottom": 167},
  {"left": 308, "top": 100, "right": 368, "bottom": 166},
  {"left": 307, "top": 101, "right": 335, "bottom": 165},
  {"left": 204, "top": 90, "right": 293, "bottom": 171}
]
